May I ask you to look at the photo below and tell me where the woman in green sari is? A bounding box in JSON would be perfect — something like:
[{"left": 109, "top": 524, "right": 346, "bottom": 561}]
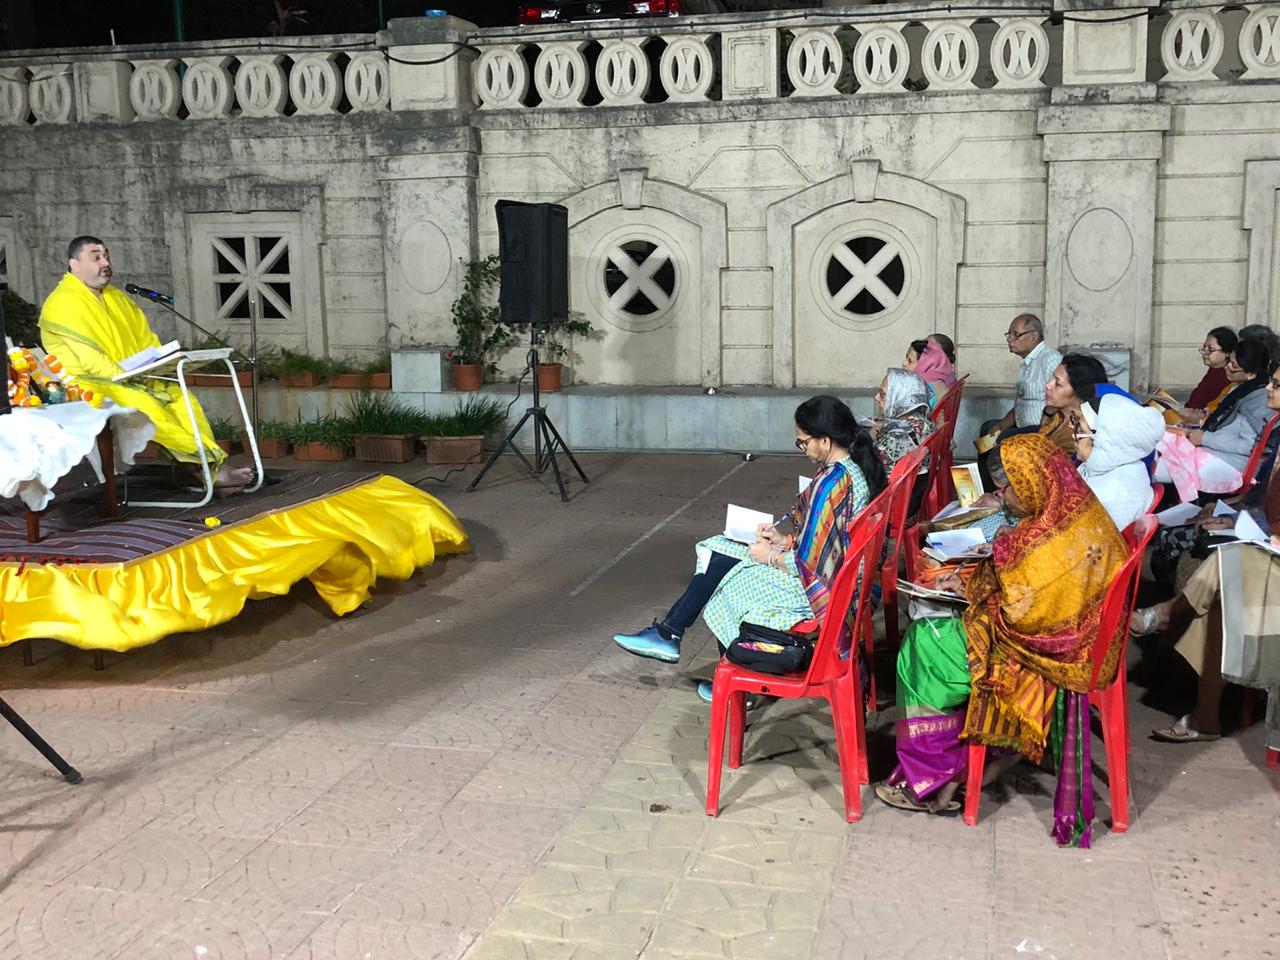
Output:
[{"left": 877, "top": 434, "right": 1127, "bottom": 845}]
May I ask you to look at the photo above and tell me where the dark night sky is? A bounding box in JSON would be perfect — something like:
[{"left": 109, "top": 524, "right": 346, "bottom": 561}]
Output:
[{"left": 14, "top": 1, "right": 514, "bottom": 49}]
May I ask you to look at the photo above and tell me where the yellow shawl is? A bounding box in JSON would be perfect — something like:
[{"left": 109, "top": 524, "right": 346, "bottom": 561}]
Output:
[
  {"left": 40, "top": 274, "right": 223, "bottom": 465},
  {"left": 961, "top": 433, "right": 1127, "bottom": 760}
]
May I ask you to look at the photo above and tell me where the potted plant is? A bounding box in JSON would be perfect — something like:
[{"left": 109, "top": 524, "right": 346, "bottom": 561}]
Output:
[
  {"left": 276, "top": 349, "right": 330, "bottom": 389},
  {"left": 450, "top": 256, "right": 513, "bottom": 392},
  {"left": 253, "top": 418, "right": 292, "bottom": 459},
  {"left": 210, "top": 417, "right": 240, "bottom": 455},
  {"left": 289, "top": 414, "right": 352, "bottom": 462},
  {"left": 327, "top": 356, "right": 368, "bottom": 390},
  {"left": 423, "top": 395, "right": 506, "bottom": 464},
  {"left": 346, "top": 391, "right": 425, "bottom": 463},
  {"left": 538, "top": 312, "right": 597, "bottom": 393},
  {"left": 363, "top": 352, "right": 392, "bottom": 390},
  {"left": 185, "top": 332, "right": 263, "bottom": 387}
]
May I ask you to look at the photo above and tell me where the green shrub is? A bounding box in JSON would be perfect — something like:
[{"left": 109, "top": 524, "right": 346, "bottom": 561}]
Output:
[
  {"left": 344, "top": 391, "right": 428, "bottom": 436},
  {"left": 277, "top": 349, "right": 332, "bottom": 379},
  {"left": 255, "top": 418, "right": 292, "bottom": 441},
  {"left": 209, "top": 417, "right": 241, "bottom": 441},
  {"left": 425, "top": 395, "right": 507, "bottom": 438},
  {"left": 286, "top": 414, "right": 354, "bottom": 449}
]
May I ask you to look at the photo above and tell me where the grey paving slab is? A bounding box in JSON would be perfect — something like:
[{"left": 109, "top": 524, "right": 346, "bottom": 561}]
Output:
[{"left": 2, "top": 453, "right": 1278, "bottom": 960}]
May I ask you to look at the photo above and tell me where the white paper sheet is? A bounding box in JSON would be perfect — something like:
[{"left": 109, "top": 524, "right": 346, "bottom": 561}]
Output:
[
  {"left": 923, "top": 527, "right": 987, "bottom": 560},
  {"left": 724, "top": 503, "right": 773, "bottom": 544},
  {"left": 1213, "top": 500, "right": 1239, "bottom": 518},
  {"left": 1156, "top": 502, "right": 1200, "bottom": 527},
  {"left": 798, "top": 475, "right": 812, "bottom": 494},
  {"left": 1235, "top": 510, "right": 1269, "bottom": 543}
]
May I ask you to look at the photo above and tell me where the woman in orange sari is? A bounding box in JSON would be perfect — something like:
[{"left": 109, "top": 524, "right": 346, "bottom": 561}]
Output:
[{"left": 877, "top": 433, "right": 1127, "bottom": 846}]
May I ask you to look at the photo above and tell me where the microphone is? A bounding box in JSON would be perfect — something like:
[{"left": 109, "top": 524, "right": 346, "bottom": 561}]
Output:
[{"left": 124, "top": 282, "right": 175, "bottom": 306}]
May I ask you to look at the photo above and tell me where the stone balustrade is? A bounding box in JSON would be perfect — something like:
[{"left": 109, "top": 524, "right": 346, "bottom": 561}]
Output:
[
  {"left": 0, "top": 36, "right": 389, "bottom": 124},
  {"left": 1, "top": 3, "right": 1279, "bottom": 125}
]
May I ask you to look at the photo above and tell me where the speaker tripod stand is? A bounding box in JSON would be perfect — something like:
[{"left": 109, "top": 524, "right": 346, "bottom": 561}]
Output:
[
  {"left": 1, "top": 696, "right": 82, "bottom": 783},
  {"left": 468, "top": 326, "right": 589, "bottom": 503}
]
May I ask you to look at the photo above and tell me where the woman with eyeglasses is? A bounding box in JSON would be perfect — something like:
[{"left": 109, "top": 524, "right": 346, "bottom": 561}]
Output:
[
  {"left": 1155, "top": 338, "right": 1273, "bottom": 498},
  {"left": 1039, "top": 353, "right": 1110, "bottom": 457},
  {"left": 1132, "top": 365, "right": 1280, "bottom": 747},
  {"left": 612, "top": 395, "right": 887, "bottom": 703},
  {"left": 1179, "top": 326, "right": 1238, "bottom": 424}
]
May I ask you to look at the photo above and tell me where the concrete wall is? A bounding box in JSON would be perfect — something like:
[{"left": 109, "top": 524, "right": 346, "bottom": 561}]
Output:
[{"left": 2, "top": 1, "right": 1279, "bottom": 420}]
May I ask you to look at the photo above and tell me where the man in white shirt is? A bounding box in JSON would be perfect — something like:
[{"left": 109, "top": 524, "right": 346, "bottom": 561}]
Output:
[{"left": 991, "top": 313, "right": 1063, "bottom": 433}]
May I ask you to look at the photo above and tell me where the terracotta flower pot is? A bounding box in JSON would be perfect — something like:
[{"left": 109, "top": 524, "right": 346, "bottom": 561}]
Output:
[
  {"left": 215, "top": 439, "right": 236, "bottom": 455},
  {"left": 256, "top": 438, "right": 290, "bottom": 459},
  {"left": 424, "top": 435, "right": 483, "bottom": 464},
  {"left": 188, "top": 370, "right": 254, "bottom": 387},
  {"left": 368, "top": 372, "right": 391, "bottom": 390},
  {"left": 452, "top": 363, "right": 483, "bottom": 392},
  {"left": 354, "top": 434, "right": 416, "bottom": 463},
  {"left": 278, "top": 372, "right": 321, "bottom": 388},
  {"left": 537, "top": 362, "right": 563, "bottom": 393},
  {"left": 294, "top": 441, "right": 347, "bottom": 462},
  {"left": 328, "top": 372, "right": 370, "bottom": 390}
]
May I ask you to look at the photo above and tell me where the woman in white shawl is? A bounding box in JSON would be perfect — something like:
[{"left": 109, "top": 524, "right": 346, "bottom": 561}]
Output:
[{"left": 1075, "top": 392, "right": 1166, "bottom": 529}]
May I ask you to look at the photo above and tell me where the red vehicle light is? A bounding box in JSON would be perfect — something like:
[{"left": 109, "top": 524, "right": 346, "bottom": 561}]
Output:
[
  {"left": 629, "top": 0, "right": 680, "bottom": 13},
  {"left": 518, "top": 6, "right": 563, "bottom": 24}
]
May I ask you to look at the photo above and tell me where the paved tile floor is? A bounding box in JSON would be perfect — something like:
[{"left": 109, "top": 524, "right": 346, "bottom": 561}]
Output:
[{"left": 1, "top": 453, "right": 1277, "bottom": 959}]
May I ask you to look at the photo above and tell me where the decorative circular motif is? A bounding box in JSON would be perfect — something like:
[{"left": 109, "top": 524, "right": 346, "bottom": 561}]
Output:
[
  {"left": 811, "top": 220, "right": 919, "bottom": 331},
  {"left": 659, "top": 37, "right": 714, "bottom": 102},
  {"left": 345, "top": 52, "right": 390, "bottom": 111},
  {"left": 1066, "top": 208, "right": 1133, "bottom": 293},
  {"left": 129, "top": 61, "right": 181, "bottom": 120},
  {"left": 990, "top": 18, "right": 1049, "bottom": 87},
  {"left": 853, "top": 26, "right": 908, "bottom": 92},
  {"left": 1239, "top": 8, "right": 1280, "bottom": 78},
  {"left": 1160, "top": 11, "right": 1224, "bottom": 81},
  {"left": 534, "top": 43, "right": 589, "bottom": 108},
  {"left": 587, "top": 227, "right": 687, "bottom": 334},
  {"left": 475, "top": 47, "right": 528, "bottom": 109},
  {"left": 289, "top": 53, "right": 342, "bottom": 115},
  {"left": 399, "top": 221, "right": 453, "bottom": 295},
  {"left": 921, "top": 22, "right": 978, "bottom": 90},
  {"left": 596, "top": 39, "right": 650, "bottom": 105},
  {"left": 786, "top": 28, "right": 842, "bottom": 97},
  {"left": 824, "top": 236, "right": 906, "bottom": 317}
]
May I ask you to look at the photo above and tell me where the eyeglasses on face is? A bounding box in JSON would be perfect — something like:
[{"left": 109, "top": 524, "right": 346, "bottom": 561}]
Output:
[
  {"left": 1005, "top": 330, "right": 1033, "bottom": 341},
  {"left": 795, "top": 436, "right": 815, "bottom": 451},
  {"left": 1199, "top": 344, "right": 1224, "bottom": 355}
]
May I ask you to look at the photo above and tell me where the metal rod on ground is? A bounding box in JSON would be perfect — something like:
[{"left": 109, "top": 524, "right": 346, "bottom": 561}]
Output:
[{"left": 0, "top": 696, "right": 82, "bottom": 783}]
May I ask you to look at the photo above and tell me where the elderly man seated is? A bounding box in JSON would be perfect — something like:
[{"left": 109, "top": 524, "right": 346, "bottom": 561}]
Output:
[{"left": 39, "top": 236, "right": 252, "bottom": 491}]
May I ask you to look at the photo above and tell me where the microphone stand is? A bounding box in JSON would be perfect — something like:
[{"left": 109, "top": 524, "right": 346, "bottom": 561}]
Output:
[{"left": 140, "top": 294, "right": 259, "bottom": 435}]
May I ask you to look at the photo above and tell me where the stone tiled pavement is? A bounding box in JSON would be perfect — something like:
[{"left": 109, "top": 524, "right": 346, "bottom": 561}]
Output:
[{"left": 2, "top": 452, "right": 1278, "bottom": 959}]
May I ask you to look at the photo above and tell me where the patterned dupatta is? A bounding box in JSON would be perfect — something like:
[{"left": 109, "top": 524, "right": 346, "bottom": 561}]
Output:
[
  {"left": 788, "top": 457, "right": 867, "bottom": 625},
  {"left": 960, "top": 434, "right": 1126, "bottom": 845}
]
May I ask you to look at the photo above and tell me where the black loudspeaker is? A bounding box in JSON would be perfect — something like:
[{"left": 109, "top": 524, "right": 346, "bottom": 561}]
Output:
[{"left": 496, "top": 200, "right": 569, "bottom": 325}]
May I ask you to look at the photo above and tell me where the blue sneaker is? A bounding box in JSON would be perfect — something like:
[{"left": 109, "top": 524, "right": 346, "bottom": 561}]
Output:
[
  {"left": 613, "top": 622, "right": 680, "bottom": 663},
  {"left": 697, "top": 680, "right": 714, "bottom": 703}
]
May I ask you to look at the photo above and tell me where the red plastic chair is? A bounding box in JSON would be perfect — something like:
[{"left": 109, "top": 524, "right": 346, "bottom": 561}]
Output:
[
  {"left": 879, "top": 445, "right": 932, "bottom": 658},
  {"left": 1147, "top": 482, "right": 1164, "bottom": 514},
  {"left": 706, "top": 507, "right": 891, "bottom": 823},
  {"left": 963, "top": 515, "right": 1158, "bottom": 832},
  {"left": 928, "top": 375, "right": 969, "bottom": 506},
  {"left": 1228, "top": 411, "right": 1280, "bottom": 498}
]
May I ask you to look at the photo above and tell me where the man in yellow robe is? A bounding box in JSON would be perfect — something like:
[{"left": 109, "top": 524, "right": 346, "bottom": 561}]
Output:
[{"left": 39, "top": 236, "right": 252, "bottom": 489}]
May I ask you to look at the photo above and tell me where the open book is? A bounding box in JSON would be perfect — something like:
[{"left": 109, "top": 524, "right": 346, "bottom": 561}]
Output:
[
  {"left": 896, "top": 579, "right": 967, "bottom": 604},
  {"left": 723, "top": 504, "right": 774, "bottom": 544},
  {"left": 112, "top": 347, "right": 232, "bottom": 381},
  {"left": 118, "top": 339, "right": 181, "bottom": 374},
  {"left": 951, "top": 462, "right": 983, "bottom": 507}
]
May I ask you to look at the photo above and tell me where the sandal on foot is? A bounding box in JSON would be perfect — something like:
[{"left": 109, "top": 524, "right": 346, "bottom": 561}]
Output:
[
  {"left": 1151, "top": 714, "right": 1221, "bottom": 744},
  {"left": 874, "top": 783, "right": 961, "bottom": 816}
]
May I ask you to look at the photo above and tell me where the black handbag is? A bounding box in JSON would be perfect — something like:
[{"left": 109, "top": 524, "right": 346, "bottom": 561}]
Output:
[{"left": 725, "top": 622, "right": 815, "bottom": 676}]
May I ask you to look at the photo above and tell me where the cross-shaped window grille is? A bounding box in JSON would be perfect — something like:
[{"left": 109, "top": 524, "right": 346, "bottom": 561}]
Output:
[
  {"left": 211, "top": 234, "right": 294, "bottom": 324},
  {"left": 824, "top": 235, "right": 906, "bottom": 317},
  {"left": 603, "top": 240, "right": 677, "bottom": 317}
]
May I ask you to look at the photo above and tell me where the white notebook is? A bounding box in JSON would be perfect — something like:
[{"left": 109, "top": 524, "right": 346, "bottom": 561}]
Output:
[{"left": 723, "top": 504, "right": 773, "bottom": 544}]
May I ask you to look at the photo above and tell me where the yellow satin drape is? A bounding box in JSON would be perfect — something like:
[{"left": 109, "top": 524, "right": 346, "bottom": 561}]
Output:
[
  {"left": 39, "top": 274, "right": 224, "bottom": 466},
  {"left": 0, "top": 476, "right": 469, "bottom": 652}
]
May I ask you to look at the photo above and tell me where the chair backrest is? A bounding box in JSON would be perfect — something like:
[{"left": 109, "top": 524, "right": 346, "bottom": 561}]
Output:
[
  {"left": 885, "top": 443, "right": 930, "bottom": 545},
  {"left": 1231, "top": 411, "right": 1280, "bottom": 497},
  {"left": 930, "top": 374, "right": 969, "bottom": 428},
  {"left": 1088, "top": 515, "right": 1158, "bottom": 689},
  {"left": 1146, "top": 482, "right": 1164, "bottom": 515},
  {"left": 918, "top": 428, "right": 955, "bottom": 519},
  {"left": 807, "top": 507, "right": 890, "bottom": 685}
]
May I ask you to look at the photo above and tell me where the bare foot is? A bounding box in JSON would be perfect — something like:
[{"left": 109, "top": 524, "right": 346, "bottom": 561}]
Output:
[{"left": 215, "top": 464, "right": 253, "bottom": 489}]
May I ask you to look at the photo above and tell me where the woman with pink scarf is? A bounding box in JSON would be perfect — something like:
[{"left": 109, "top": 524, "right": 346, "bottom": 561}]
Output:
[{"left": 904, "top": 337, "right": 957, "bottom": 412}]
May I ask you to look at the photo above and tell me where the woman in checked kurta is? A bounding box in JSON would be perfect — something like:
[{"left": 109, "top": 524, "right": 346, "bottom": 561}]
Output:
[
  {"left": 878, "top": 433, "right": 1127, "bottom": 845},
  {"left": 612, "top": 395, "right": 888, "bottom": 703},
  {"left": 39, "top": 236, "right": 253, "bottom": 490}
]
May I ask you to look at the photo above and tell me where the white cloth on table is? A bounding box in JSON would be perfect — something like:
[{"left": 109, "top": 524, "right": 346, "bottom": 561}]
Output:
[{"left": 0, "top": 401, "right": 155, "bottom": 510}]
